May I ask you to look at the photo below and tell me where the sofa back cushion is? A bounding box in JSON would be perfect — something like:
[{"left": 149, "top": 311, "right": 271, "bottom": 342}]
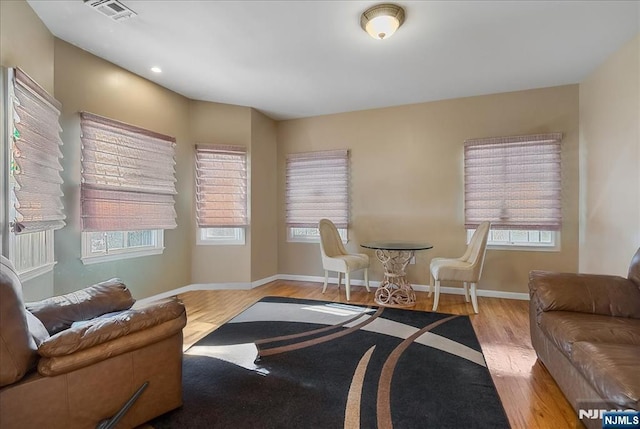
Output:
[
  {"left": 628, "top": 247, "right": 640, "bottom": 289},
  {"left": 0, "top": 256, "right": 37, "bottom": 387},
  {"left": 26, "top": 279, "right": 135, "bottom": 335}
]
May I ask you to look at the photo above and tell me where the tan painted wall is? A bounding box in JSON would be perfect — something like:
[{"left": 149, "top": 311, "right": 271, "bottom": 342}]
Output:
[
  {"left": 189, "top": 100, "right": 253, "bottom": 284},
  {"left": 277, "top": 85, "right": 580, "bottom": 293},
  {"left": 53, "top": 39, "right": 192, "bottom": 298},
  {"left": 250, "top": 109, "right": 278, "bottom": 281},
  {"left": 0, "top": 0, "right": 55, "bottom": 300},
  {"left": 579, "top": 34, "right": 640, "bottom": 275},
  {"left": 0, "top": 0, "right": 54, "bottom": 93}
]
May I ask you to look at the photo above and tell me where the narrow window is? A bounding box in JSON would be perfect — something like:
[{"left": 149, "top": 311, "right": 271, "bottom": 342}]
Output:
[
  {"left": 195, "top": 145, "right": 248, "bottom": 245},
  {"left": 5, "top": 68, "right": 64, "bottom": 279},
  {"left": 464, "top": 133, "right": 562, "bottom": 250},
  {"left": 285, "top": 150, "right": 349, "bottom": 242}
]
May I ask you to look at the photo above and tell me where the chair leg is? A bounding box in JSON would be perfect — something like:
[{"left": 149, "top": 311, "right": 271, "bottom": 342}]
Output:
[
  {"left": 463, "top": 282, "right": 470, "bottom": 302},
  {"left": 345, "top": 272, "right": 351, "bottom": 301},
  {"left": 364, "top": 268, "right": 370, "bottom": 292},
  {"left": 470, "top": 282, "right": 479, "bottom": 314},
  {"left": 322, "top": 270, "right": 329, "bottom": 294},
  {"left": 428, "top": 271, "right": 434, "bottom": 297},
  {"left": 337, "top": 272, "right": 342, "bottom": 290},
  {"left": 432, "top": 280, "right": 441, "bottom": 312}
]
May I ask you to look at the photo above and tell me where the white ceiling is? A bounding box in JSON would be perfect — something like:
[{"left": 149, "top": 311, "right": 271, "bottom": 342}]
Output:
[{"left": 28, "top": 1, "right": 639, "bottom": 120}]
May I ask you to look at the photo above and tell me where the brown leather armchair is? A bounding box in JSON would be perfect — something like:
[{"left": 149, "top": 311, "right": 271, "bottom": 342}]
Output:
[{"left": 0, "top": 256, "right": 187, "bottom": 429}]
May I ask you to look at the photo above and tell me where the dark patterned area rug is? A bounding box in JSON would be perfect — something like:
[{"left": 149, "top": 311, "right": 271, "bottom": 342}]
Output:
[{"left": 151, "top": 296, "right": 510, "bottom": 428}]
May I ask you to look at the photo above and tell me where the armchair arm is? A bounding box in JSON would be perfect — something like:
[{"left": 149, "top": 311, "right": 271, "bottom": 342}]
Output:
[
  {"left": 36, "top": 298, "right": 186, "bottom": 376},
  {"left": 528, "top": 270, "right": 640, "bottom": 318}
]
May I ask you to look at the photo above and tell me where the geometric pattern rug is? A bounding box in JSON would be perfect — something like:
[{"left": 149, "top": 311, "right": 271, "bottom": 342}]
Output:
[{"left": 151, "top": 296, "right": 510, "bottom": 428}]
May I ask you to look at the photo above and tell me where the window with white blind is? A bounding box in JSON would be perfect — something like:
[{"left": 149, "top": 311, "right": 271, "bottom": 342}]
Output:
[
  {"left": 285, "top": 150, "right": 349, "bottom": 242},
  {"left": 4, "top": 68, "right": 65, "bottom": 279},
  {"left": 195, "top": 145, "right": 247, "bottom": 245},
  {"left": 79, "top": 112, "right": 177, "bottom": 263},
  {"left": 464, "top": 133, "right": 562, "bottom": 250}
]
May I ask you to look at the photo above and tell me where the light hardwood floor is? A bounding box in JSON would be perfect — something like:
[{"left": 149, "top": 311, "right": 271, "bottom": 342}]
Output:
[{"left": 177, "top": 280, "right": 583, "bottom": 429}]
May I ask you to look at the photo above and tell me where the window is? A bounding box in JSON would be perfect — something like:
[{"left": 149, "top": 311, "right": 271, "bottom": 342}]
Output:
[
  {"left": 4, "top": 68, "right": 65, "bottom": 279},
  {"left": 285, "top": 150, "right": 350, "bottom": 242},
  {"left": 9, "top": 230, "right": 55, "bottom": 280},
  {"left": 464, "top": 133, "right": 562, "bottom": 250},
  {"left": 288, "top": 226, "right": 347, "bottom": 243},
  {"left": 197, "top": 227, "right": 245, "bottom": 245},
  {"left": 81, "top": 230, "right": 163, "bottom": 264},
  {"left": 466, "top": 228, "right": 558, "bottom": 250},
  {"left": 80, "top": 112, "right": 177, "bottom": 263},
  {"left": 195, "top": 145, "right": 247, "bottom": 246}
]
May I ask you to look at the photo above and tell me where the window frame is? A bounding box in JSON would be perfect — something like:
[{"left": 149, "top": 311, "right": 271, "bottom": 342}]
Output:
[
  {"left": 8, "top": 229, "right": 56, "bottom": 280},
  {"left": 197, "top": 227, "right": 246, "bottom": 246},
  {"left": 81, "top": 229, "right": 164, "bottom": 265},
  {"left": 287, "top": 226, "right": 348, "bottom": 244},
  {"left": 466, "top": 228, "right": 560, "bottom": 252}
]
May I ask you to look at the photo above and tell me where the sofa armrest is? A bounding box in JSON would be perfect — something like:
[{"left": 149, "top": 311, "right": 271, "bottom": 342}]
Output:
[
  {"left": 38, "top": 298, "right": 185, "bottom": 357},
  {"left": 529, "top": 270, "right": 640, "bottom": 318}
]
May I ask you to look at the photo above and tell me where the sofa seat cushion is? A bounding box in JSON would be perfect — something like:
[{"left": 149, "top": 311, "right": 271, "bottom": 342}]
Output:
[
  {"left": 571, "top": 342, "right": 640, "bottom": 409},
  {"left": 538, "top": 311, "right": 640, "bottom": 359}
]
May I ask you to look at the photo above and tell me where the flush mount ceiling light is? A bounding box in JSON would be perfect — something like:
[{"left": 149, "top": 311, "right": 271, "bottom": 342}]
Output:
[
  {"left": 360, "top": 3, "right": 406, "bottom": 40},
  {"left": 151, "top": 66, "right": 162, "bottom": 73}
]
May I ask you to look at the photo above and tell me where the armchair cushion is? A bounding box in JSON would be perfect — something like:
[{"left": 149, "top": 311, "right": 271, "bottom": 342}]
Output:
[
  {"left": 38, "top": 298, "right": 184, "bottom": 357},
  {"left": 26, "top": 278, "right": 136, "bottom": 335},
  {"left": 529, "top": 270, "right": 640, "bottom": 318}
]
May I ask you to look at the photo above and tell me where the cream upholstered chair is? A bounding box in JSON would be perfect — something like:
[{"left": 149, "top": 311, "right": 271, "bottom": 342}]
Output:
[
  {"left": 319, "top": 219, "right": 370, "bottom": 301},
  {"left": 429, "top": 221, "right": 491, "bottom": 313}
]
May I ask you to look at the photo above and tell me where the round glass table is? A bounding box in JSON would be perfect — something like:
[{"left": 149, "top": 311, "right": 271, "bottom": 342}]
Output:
[{"left": 360, "top": 242, "right": 433, "bottom": 308}]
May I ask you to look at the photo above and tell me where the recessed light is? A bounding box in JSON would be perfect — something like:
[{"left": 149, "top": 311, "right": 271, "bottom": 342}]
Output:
[{"left": 151, "top": 67, "right": 162, "bottom": 73}]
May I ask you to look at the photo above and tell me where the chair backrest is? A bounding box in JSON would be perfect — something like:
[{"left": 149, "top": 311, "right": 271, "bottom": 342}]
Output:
[
  {"left": 0, "top": 256, "right": 38, "bottom": 387},
  {"left": 628, "top": 247, "right": 640, "bottom": 290},
  {"left": 463, "top": 221, "right": 491, "bottom": 279},
  {"left": 318, "top": 219, "right": 347, "bottom": 259}
]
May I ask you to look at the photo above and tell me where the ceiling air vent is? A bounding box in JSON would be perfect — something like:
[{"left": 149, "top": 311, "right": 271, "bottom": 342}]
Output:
[{"left": 84, "top": 0, "right": 137, "bottom": 21}]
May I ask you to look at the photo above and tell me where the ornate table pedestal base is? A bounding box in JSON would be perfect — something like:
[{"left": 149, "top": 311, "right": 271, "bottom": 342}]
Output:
[{"left": 373, "top": 249, "right": 416, "bottom": 308}]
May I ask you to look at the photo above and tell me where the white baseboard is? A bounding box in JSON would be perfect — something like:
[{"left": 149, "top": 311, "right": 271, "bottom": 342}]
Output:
[
  {"left": 279, "top": 274, "right": 529, "bottom": 300},
  {"left": 138, "top": 273, "right": 529, "bottom": 303}
]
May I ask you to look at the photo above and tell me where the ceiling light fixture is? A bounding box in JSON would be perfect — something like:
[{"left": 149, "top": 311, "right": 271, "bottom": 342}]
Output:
[
  {"left": 151, "top": 67, "right": 162, "bottom": 73},
  {"left": 360, "top": 3, "right": 405, "bottom": 40}
]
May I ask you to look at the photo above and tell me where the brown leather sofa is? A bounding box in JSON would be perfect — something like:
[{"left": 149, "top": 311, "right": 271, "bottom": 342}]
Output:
[
  {"left": 529, "top": 248, "right": 640, "bottom": 429},
  {"left": 0, "top": 256, "right": 187, "bottom": 429}
]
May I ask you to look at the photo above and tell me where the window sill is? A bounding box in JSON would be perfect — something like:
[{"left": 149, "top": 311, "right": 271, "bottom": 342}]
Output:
[
  {"left": 18, "top": 262, "right": 56, "bottom": 282},
  {"left": 81, "top": 247, "right": 164, "bottom": 265}
]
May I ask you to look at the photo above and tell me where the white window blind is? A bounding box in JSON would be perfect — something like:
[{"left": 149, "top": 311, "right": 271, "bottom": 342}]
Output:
[
  {"left": 195, "top": 145, "right": 247, "bottom": 228},
  {"left": 80, "top": 112, "right": 177, "bottom": 231},
  {"left": 464, "top": 133, "right": 562, "bottom": 231},
  {"left": 10, "top": 68, "right": 65, "bottom": 234},
  {"left": 286, "top": 149, "right": 349, "bottom": 229}
]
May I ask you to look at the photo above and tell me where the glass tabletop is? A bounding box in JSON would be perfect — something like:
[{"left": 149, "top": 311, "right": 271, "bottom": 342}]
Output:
[{"left": 360, "top": 242, "right": 433, "bottom": 251}]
